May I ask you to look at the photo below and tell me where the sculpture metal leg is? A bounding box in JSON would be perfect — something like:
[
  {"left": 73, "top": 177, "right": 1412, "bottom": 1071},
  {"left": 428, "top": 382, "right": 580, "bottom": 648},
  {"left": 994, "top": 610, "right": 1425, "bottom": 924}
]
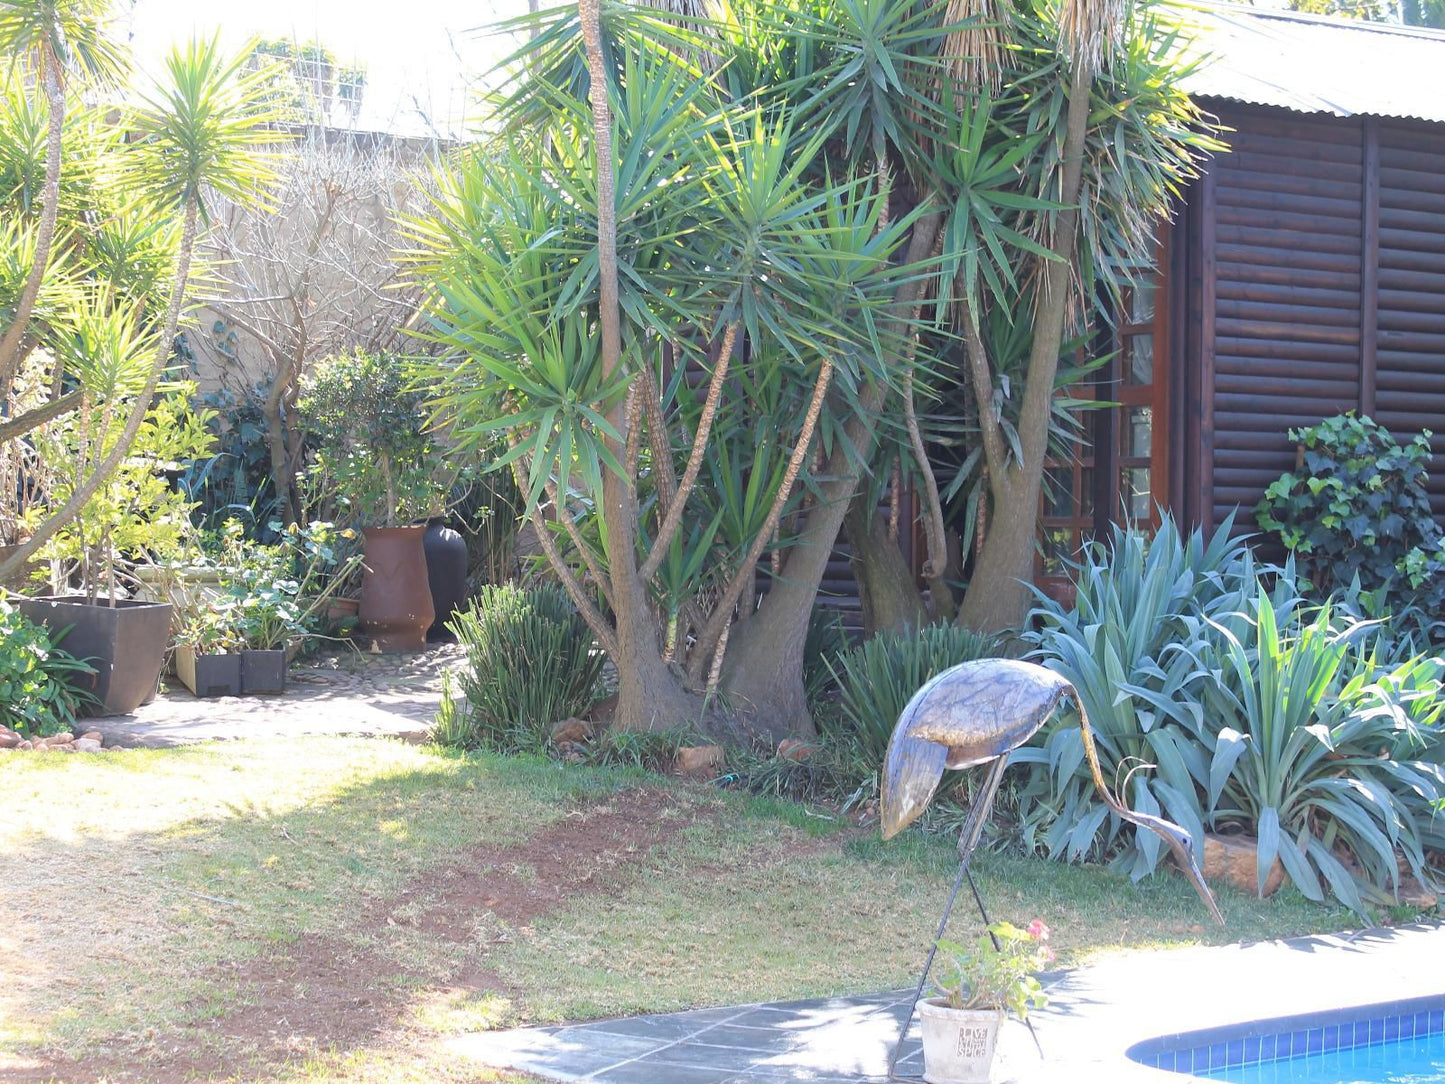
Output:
[{"left": 887, "top": 755, "right": 1009, "bottom": 1081}]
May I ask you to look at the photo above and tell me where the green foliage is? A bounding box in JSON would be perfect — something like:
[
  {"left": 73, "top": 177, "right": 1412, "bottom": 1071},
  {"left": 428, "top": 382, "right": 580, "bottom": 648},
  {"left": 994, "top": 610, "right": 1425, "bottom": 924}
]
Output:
[
  {"left": 434, "top": 584, "right": 605, "bottom": 753},
  {"left": 1017, "top": 513, "right": 1267, "bottom": 878},
  {"left": 1256, "top": 413, "right": 1445, "bottom": 643},
  {"left": 1021, "top": 517, "right": 1445, "bottom": 914},
  {"left": 26, "top": 385, "right": 217, "bottom": 601},
  {"left": 590, "top": 727, "right": 698, "bottom": 772},
  {"left": 824, "top": 622, "right": 999, "bottom": 772},
  {"left": 801, "top": 606, "right": 848, "bottom": 713},
  {"left": 1194, "top": 591, "right": 1445, "bottom": 913},
  {"left": 169, "top": 519, "right": 362, "bottom": 652},
  {"left": 934, "top": 921, "right": 1052, "bottom": 1020},
  {"left": 299, "top": 351, "right": 448, "bottom": 527},
  {"left": 0, "top": 593, "right": 94, "bottom": 737}
]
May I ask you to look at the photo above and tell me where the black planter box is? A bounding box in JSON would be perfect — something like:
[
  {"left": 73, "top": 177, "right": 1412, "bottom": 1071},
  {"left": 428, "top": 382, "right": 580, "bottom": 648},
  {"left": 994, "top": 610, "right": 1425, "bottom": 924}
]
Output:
[
  {"left": 17, "top": 596, "right": 172, "bottom": 716},
  {"left": 176, "top": 645, "right": 242, "bottom": 698},
  {"left": 240, "top": 649, "right": 287, "bottom": 695}
]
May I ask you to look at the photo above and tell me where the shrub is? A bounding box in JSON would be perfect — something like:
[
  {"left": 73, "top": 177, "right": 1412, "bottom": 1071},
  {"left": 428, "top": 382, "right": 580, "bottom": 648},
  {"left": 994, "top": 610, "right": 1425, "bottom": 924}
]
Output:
[
  {"left": 1018, "top": 513, "right": 1271, "bottom": 879},
  {"left": 0, "top": 597, "right": 95, "bottom": 737},
  {"left": 1192, "top": 589, "right": 1444, "bottom": 912},
  {"left": 1256, "top": 413, "right": 1445, "bottom": 642},
  {"left": 1022, "top": 515, "right": 1445, "bottom": 914},
  {"left": 434, "top": 583, "right": 604, "bottom": 753},
  {"left": 824, "top": 622, "right": 999, "bottom": 777}
]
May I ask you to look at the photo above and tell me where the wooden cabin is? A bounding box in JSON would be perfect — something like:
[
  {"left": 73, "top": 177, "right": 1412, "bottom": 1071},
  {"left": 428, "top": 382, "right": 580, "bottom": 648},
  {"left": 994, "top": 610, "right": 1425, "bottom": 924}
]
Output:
[{"left": 1033, "top": 5, "right": 1445, "bottom": 594}]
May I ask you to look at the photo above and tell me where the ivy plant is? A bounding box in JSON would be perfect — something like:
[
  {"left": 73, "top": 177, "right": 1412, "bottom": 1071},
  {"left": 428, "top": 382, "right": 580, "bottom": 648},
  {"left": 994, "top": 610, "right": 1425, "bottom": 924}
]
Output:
[{"left": 1256, "top": 413, "right": 1445, "bottom": 642}]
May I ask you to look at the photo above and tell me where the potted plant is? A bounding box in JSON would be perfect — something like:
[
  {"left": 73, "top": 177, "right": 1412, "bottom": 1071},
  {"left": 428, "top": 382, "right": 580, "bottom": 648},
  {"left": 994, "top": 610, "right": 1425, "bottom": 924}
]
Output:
[
  {"left": 920, "top": 921, "right": 1052, "bottom": 1084},
  {"left": 174, "top": 603, "right": 244, "bottom": 699},
  {"left": 20, "top": 389, "right": 217, "bottom": 715},
  {"left": 298, "top": 351, "right": 448, "bottom": 652}
]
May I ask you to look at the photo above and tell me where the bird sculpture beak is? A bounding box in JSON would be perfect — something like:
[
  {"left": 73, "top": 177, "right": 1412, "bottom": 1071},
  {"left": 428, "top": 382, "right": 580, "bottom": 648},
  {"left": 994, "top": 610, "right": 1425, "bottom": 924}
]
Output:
[
  {"left": 880, "top": 734, "right": 949, "bottom": 841},
  {"left": 1156, "top": 827, "right": 1225, "bottom": 926}
]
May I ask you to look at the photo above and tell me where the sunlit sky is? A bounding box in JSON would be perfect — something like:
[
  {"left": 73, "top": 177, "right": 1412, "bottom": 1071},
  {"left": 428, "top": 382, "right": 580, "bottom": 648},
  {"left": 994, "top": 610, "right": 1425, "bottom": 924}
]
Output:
[{"left": 119, "top": 0, "right": 531, "bottom": 138}]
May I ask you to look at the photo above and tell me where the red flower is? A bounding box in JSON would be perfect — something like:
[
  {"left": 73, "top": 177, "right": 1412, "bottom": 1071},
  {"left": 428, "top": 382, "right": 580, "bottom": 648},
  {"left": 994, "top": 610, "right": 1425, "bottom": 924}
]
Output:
[{"left": 1027, "top": 919, "right": 1051, "bottom": 942}]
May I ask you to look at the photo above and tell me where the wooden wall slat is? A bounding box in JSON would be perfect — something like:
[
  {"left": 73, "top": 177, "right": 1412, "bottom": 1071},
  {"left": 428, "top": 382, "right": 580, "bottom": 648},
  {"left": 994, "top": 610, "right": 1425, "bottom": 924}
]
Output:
[
  {"left": 1373, "top": 119, "right": 1445, "bottom": 518},
  {"left": 1200, "top": 104, "right": 1367, "bottom": 531}
]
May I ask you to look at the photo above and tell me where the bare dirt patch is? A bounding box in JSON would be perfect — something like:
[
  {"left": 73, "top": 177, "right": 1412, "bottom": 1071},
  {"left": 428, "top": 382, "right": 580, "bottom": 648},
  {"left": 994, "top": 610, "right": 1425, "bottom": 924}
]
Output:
[{"left": 13, "top": 785, "right": 722, "bottom": 1084}]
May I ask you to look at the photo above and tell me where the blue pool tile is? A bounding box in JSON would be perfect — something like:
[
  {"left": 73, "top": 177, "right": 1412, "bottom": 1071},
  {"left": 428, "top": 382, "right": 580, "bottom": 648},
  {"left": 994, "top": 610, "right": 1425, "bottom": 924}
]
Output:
[
  {"left": 1385, "top": 1016, "right": 1402, "bottom": 1042},
  {"left": 1370, "top": 1018, "right": 1385, "bottom": 1044},
  {"left": 1431, "top": 1009, "right": 1443, "bottom": 1033},
  {"left": 1244, "top": 1035, "right": 1262, "bottom": 1064},
  {"left": 1259, "top": 1034, "right": 1276, "bottom": 1062},
  {"left": 1227, "top": 1040, "right": 1244, "bottom": 1067},
  {"left": 1305, "top": 1028, "right": 1321, "bottom": 1055},
  {"left": 1322, "top": 1024, "right": 1338, "bottom": 1052}
]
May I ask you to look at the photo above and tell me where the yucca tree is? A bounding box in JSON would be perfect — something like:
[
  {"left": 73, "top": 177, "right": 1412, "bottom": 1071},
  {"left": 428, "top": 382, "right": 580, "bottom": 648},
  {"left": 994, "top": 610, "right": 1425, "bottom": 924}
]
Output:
[
  {"left": 412, "top": 9, "right": 915, "bottom": 734},
  {"left": 0, "top": 35, "right": 279, "bottom": 583},
  {"left": 0, "top": 0, "right": 125, "bottom": 395}
]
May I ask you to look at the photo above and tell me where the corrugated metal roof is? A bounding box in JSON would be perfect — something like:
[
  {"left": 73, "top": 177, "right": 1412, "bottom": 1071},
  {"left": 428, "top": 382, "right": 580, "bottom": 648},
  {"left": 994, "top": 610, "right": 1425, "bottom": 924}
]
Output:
[{"left": 1175, "top": 2, "right": 1445, "bottom": 124}]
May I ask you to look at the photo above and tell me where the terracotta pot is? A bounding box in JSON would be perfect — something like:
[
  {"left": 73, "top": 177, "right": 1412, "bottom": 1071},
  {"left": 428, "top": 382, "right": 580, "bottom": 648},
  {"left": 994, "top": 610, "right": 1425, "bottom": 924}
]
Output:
[
  {"left": 423, "top": 519, "right": 468, "bottom": 639},
  {"left": 359, "top": 526, "right": 434, "bottom": 652},
  {"left": 918, "top": 999, "right": 1003, "bottom": 1084}
]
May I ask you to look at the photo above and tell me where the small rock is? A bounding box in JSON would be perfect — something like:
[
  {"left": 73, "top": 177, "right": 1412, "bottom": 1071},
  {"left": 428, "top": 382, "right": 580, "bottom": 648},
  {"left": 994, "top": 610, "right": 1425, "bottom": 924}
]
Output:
[
  {"left": 0, "top": 732, "right": 18, "bottom": 749},
  {"left": 74, "top": 738, "right": 103, "bottom": 753},
  {"left": 42, "top": 732, "right": 74, "bottom": 748},
  {"left": 778, "top": 739, "right": 815, "bottom": 762},
  {"left": 0, "top": 725, "right": 16, "bottom": 740},
  {"left": 674, "top": 745, "right": 725, "bottom": 778},
  {"left": 1202, "top": 833, "right": 1285, "bottom": 897},
  {"left": 17, "top": 740, "right": 32, "bottom": 750},
  {"left": 551, "top": 717, "right": 594, "bottom": 746},
  {"left": 80, "top": 730, "right": 103, "bottom": 743}
]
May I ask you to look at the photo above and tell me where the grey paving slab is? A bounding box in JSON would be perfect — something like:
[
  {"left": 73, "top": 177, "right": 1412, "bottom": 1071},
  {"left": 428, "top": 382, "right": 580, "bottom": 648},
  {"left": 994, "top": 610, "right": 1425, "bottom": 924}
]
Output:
[{"left": 447, "top": 922, "right": 1445, "bottom": 1083}]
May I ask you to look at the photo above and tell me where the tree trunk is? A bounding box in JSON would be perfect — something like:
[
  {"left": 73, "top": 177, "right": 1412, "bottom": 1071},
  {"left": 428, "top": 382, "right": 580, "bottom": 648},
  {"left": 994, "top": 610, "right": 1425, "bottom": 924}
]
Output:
[
  {"left": 720, "top": 211, "right": 944, "bottom": 735},
  {"left": 957, "top": 62, "right": 1096, "bottom": 634},
  {"left": 577, "top": 0, "right": 696, "bottom": 733},
  {"left": 845, "top": 495, "right": 927, "bottom": 636},
  {"left": 262, "top": 374, "right": 295, "bottom": 526},
  {"left": 0, "top": 56, "right": 65, "bottom": 394}
]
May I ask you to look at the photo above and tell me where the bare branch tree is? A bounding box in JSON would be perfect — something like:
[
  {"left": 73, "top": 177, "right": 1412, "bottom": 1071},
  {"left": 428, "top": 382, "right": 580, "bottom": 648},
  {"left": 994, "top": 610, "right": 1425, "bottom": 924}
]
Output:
[{"left": 199, "top": 131, "right": 435, "bottom": 523}]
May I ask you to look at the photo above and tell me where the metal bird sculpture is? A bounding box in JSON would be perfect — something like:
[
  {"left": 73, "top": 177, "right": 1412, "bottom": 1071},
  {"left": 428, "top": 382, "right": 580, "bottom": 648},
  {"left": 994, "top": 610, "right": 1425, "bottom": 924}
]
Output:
[{"left": 880, "top": 658, "right": 1223, "bottom": 1079}]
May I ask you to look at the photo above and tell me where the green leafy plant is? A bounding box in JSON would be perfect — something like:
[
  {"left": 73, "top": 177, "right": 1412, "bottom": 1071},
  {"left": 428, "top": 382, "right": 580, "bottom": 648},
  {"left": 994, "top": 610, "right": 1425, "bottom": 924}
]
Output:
[
  {"left": 1256, "top": 413, "right": 1445, "bottom": 642},
  {"left": 824, "top": 622, "right": 999, "bottom": 773},
  {"left": 934, "top": 920, "right": 1053, "bottom": 1020},
  {"left": 0, "top": 593, "right": 95, "bottom": 736},
  {"left": 298, "top": 350, "right": 448, "bottom": 528},
  {"left": 1193, "top": 590, "right": 1444, "bottom": 913},
  {"left": 434, "top": 583, "right": 605, "bottom": 753},
  {"left": 1016, "top": 514, "right": 1274, "bottom": 880}
]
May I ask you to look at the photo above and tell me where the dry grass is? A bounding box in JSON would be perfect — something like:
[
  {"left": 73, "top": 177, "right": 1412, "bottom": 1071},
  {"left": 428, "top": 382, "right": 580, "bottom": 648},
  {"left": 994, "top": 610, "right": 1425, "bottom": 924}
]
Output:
[{"left": 0, "top": 737, "right": 1366, "bottom": 1082}]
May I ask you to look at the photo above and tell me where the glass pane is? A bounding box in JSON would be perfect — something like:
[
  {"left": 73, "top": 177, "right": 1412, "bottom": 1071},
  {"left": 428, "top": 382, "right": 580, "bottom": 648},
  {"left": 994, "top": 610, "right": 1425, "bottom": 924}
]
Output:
[
  {"left": 1044, "top": 464, "right": 1074, "bottom": 518},
  {"left": 1041, "top": 527, "right": 1075, "bottom": 577},
  {"left": 1123, "top": 467, "right": 1151, "bottom": 521},
  {"left": 1127, "top": 406, "right": 1153, "bottom": 459},
  {"left": 1130, "top": 282, "right": 1156, "bottom": 324},
  {"left": 1126, "top": 334, "right": 1154, "bottom": 386},
  {"left": 1080, "top": 465, "right": 1095, "bottom": 518}
]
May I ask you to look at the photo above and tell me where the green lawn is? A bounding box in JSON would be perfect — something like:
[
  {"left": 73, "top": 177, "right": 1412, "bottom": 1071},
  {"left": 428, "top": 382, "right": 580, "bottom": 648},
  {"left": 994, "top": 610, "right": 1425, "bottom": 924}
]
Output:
[{"left": 0, "top": 737, "right": 1372, "bottom": 1082}]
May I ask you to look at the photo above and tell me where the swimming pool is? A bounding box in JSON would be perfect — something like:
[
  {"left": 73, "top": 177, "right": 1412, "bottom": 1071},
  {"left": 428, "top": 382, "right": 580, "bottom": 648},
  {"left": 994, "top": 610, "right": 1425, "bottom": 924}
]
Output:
[{"left": 1126, "top": 994, "right": 1445, "bottom": 1083}]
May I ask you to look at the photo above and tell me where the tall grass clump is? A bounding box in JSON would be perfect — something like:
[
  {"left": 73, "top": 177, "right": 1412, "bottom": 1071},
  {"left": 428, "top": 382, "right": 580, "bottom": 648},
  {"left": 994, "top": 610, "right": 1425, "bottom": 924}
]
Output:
[
  {"left": 432, "top": 583, "right": 604, "bottom": 753},
  {"left": 824, "top": 622, "right": 999, "bottom": 782}
]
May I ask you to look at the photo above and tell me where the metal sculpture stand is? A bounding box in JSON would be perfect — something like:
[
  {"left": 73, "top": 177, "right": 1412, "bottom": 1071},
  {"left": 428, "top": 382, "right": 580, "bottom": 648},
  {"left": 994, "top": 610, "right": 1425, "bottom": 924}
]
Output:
[{"left": 886, "top": 757, "right": 1043, "bottom": 1081}]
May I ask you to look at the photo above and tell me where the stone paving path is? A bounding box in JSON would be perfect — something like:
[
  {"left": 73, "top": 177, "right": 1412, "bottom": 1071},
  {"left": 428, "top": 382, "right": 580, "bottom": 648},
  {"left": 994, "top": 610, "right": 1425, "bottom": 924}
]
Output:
[
  {"left": 448, "top": 922, "right": 1445, "bottom": 1084},
  {"left": 87, "top": 643, "right": 466, "bottom": 748}
]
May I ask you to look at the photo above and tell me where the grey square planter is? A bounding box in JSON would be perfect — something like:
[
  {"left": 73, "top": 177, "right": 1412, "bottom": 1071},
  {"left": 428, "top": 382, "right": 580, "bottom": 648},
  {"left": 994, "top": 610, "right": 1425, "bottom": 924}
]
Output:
[
  {"left": 175, "top": 645, "right": 242, "bottom": 698},
  {"left": 17, "top": 596, "right": 172, "bottom": 716},
  {"left": 240, "top": 649, "right": 287, "bottom": 695}
]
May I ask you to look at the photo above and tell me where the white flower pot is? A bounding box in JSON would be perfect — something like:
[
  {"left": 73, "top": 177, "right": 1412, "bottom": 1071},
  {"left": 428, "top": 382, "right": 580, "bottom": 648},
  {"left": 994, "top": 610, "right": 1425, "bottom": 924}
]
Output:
[{"left": 918, "top": 999, "right": 1003, "bottom": 1084}]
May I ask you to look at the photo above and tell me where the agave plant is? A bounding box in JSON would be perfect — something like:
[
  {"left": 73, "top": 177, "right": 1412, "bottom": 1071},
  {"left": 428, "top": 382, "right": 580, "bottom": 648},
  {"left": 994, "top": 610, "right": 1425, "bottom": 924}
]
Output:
[
  {"left": 1017, "top": 513, "right": 1269, "bottom": 879},
  {"left": 1194, "top": 591, "right": 1444, "bottom": 913}
]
